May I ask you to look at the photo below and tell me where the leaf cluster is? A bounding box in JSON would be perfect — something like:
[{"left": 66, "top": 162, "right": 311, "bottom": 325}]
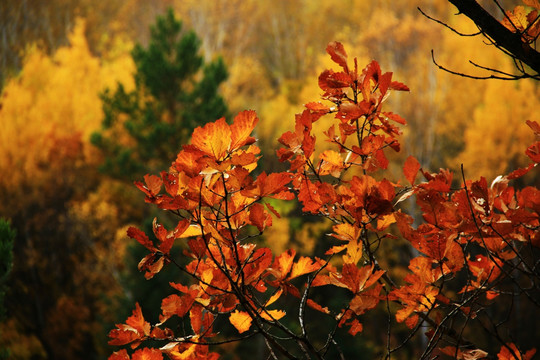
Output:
[{"left": 109, "top": 42, "right": 540, "bottom": 360}]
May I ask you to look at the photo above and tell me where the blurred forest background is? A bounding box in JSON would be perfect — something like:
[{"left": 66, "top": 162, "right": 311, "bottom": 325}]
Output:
[{"left": 0, "top": 0, "right": 538, "bottom": 359}]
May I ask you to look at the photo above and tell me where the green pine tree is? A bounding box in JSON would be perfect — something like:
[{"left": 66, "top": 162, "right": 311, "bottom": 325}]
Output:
[
  {"left": 92, "top": 9, "right": 229, "bottom": 339},
  {"left": 92, "top": 8, "right": 228, "bottom": 180}
]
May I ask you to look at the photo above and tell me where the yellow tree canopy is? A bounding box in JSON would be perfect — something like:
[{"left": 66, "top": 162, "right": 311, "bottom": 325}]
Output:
[{"left": 0, "top": 19, "right": 134, "bottom": 210}]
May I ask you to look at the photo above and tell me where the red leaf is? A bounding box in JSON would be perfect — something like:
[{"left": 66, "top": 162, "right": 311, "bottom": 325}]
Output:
[
  {"left": 305, "top": 102, "right": 330, "bottom": 114},
  {"left": 507, "top": 163, "right": 535, "bottom": 179},
  {"left": 526, "top": 119, "right": 540, "bottom": 136},
  {"left": 348, "top": 319, "right": 363, "bottom": 336},
  {"left": 127, "top": 227, "right": 155, "bottom": 252},
  {"left": 525, "top": 141, "right": 540, "bottom": 163},
  {"left": 264, "top": 202, "right": 281, "bottom": 218},
  {"left": 306, "top": 299, "right": 330, "bottom": 314},
  {"left": 403, "top": 156, "right": 421, "bottom": 185},
  {"left": 384, "top": 111, "right": 407, "bottom": 125},
  {"left": 326, "top": 41, "right": 349, "bottom": 71},
  {"left": 249, "top": 172, "right": 293, "bottom": 199},
  {"left": 126, "top": 303, "right": 151, "bottom": 336},
  {"left": 318, "top": 69, "right": 351, "bottom": 91},
  {"left": 389, "top": 81, "right": 410, "bottom": 91}
]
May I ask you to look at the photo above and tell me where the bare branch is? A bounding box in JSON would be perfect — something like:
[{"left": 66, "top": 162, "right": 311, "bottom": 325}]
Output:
[
  {"left": 418, "top": 7, "right": 481, "bottom": 36},
  {"left": 431, "top": 50, "right": 537, "bottom": 80}
]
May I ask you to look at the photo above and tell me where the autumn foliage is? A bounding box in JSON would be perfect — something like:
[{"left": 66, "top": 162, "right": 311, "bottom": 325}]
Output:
[{"left": 108, "top": 42, "right": 539, "bottom": 359}]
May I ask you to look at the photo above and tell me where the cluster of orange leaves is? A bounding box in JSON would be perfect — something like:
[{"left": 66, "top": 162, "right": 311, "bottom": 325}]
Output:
[
  {"left": 109, "top": 42, "right": 539, "bottom": 359},
  {"left": 501, "top": 0, "right": 540, "bottom": 44}
]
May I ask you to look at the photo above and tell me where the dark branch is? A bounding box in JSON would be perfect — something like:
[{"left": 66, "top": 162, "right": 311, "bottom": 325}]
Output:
[
  {"left": 418, "top": 7, "right": 481, "bottom": 36},
  {"left": 430, "top": 50, "right": 534, "bottom": 80},
  {"left": 447, "top": 0, "right": 540, "bottom": 74}
]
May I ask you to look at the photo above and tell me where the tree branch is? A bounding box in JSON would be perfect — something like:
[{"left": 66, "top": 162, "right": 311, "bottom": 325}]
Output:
[{"left": 448, "top": 0, "right": 540, "bottom": 74}]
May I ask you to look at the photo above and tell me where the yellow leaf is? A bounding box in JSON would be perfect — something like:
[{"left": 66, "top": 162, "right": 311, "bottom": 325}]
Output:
[
  {"left": 260, "top": 309, "right": 286, "bottom": 321},
  {"left": 229, "top": 310, "right": 252, "bottom": 334},
  {"left": 289, "top": 256, "right": 320, "bottom": 279},
  {"left": 177, "top": 224, "right": 203, "bottom": 238},
  {"left": 377, "top": 213, "right": 396, "bottom": 231},
  {"left": 265, "top": 289, "right": 283, "bottom": 307},
  {"left": 343, "top": 240, "right": 363, "bottom": 264}
]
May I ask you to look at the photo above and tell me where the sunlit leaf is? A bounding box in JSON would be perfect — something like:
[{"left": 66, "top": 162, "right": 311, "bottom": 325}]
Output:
[{"left": 229, "top": 310, "right": 252, "bottom": 334}]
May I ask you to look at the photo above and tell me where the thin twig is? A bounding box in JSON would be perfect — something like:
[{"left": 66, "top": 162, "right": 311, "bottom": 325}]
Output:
[{"left": 418, "top": 7, "right": 481, "bottom": 36}]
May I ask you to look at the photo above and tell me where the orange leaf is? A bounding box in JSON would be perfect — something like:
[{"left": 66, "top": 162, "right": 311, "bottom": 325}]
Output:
[
  {"left": 172, "top": 147, "right": 205, "bottom": 177},
  {"left": 347, "top": 319, "right": 363, "bottom": 336},
  {"left": 162, "top": 220, "right": 190, "bottom": 253},
  {"left": 135, "top": 174, "right": 162, "bottom": 198},
  {"left": 132, "top": 348, "right": 163, "bottom": 360},
  {"left": 497, "top": 343, "right": 536, "bottom": 360},
  {"left": 265, "top": 289, "right": 283, "bottom": 307},
  {"left": 271, "top": 249, "right": 295, "bottom": 280},
  {"left": 403, "top": 156, "right": 421, "bottom": 185},
  {"left": 108, "top": 303, "right": 150, "bottom": 347},
  {"left": 334, "top": 264, "right": 384, "bottom": 293},
  {"left": 331, "top": 223, "right": 361, "bottom": 242},
  {"left": 138, "top": 253, "right": 165, "bottom": 280},
  {"left": 249, "top": 202, "right": 271, "bottom": 232},
  {"left": 349, "top": 283, "right": 383, "bottom": 315},
  {"left": 289, "top": 256, "right": 320, "bottom": 279},
  {"left": 306, "top": 299, "right": 330, "bottom": 314},
  {"left": 108, "top": 327, "right": 142, "bottom": 347},
  {"left": 305, "top": 102, "right": 330, "bottom": 114},
  {"left": 109, "top": 350, "right": 130, "bottom": 360},
  {"left": 319, "top": 150, "right": 345, "bottom": 177},
  {"left": 191, "top": 118, "right": 231, "bottom": 161},
  {"left": 126, "top": 303, "right": 151, "bottom": 336},
  {"left": 230, "top": 110, "right": 259, "bottom": 150},
  {"left": 260, "top": 309, "right": 286, "bottom": 321},
  {"left": 229, "top": 310, "right": 252, "bottom": 334}
]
